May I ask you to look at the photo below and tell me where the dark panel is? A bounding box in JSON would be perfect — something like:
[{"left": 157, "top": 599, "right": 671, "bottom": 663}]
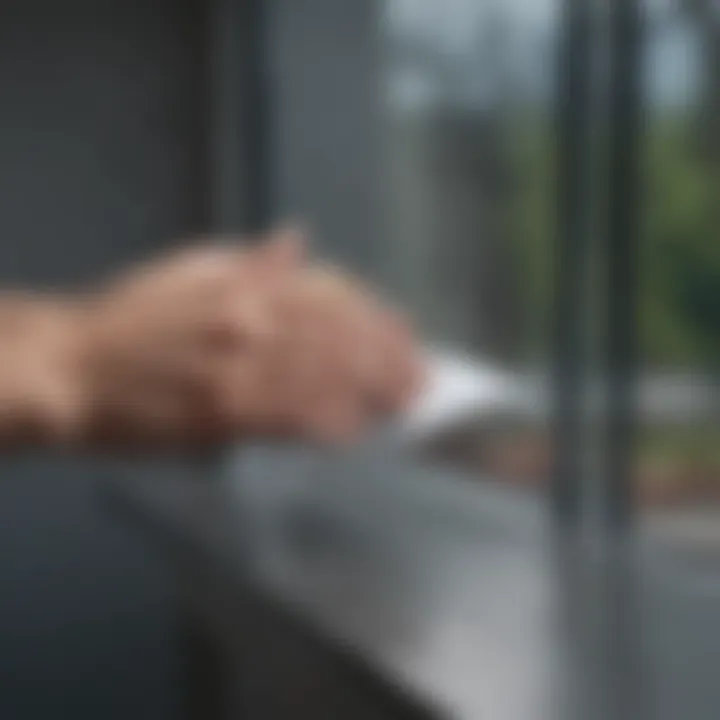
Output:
[
  {"left": 0, "top": 0, "right": 210, "bottom": 287},
  {"left": 0, "top": 2, "right": 209, "bottom": 718},
  {"left": 269, "top": 0, "right": 383, "bottom": 275}
]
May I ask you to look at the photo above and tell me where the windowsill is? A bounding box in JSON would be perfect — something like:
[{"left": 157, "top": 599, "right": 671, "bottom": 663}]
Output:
[{"left": 104, "top": 452, "right": 720, "bottom": 720}]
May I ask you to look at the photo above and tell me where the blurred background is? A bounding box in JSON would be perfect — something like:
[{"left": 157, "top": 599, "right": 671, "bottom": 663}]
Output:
[
  {"left": 380, "top": 0, "right": 720, "bottom": 540},
  {"left": 379, "top": 0, "right": 719, "bottom": 537},
  {"left": 0, "top": 0, "right": 717, "bottom": 718}
]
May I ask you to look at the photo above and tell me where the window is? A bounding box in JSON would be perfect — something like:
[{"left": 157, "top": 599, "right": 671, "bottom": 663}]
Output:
[
  {"left": 637, "top": 0, "right": 720, "bottom": 547},
  {"left": 378, "top": 0, "right": 558, "bottom": 491},
  {"left": 234, "top": 0, "right": 718, "bottom": 536}
]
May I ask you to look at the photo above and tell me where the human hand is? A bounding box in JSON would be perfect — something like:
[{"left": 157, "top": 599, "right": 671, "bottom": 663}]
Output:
[
  {"left": 234, "top": 261, "right": 424, "bottom": 443},
  {"left": 38, "top": 231, "right": 425, "bottom": 450}
]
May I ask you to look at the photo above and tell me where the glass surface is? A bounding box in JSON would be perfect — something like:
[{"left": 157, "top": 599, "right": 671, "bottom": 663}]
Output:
[
  {"left": 379, "top": 0, "right": 559, "bottom": 489},
  {"left": 637, "top": 0, "right": 720, "bottom": 545}
]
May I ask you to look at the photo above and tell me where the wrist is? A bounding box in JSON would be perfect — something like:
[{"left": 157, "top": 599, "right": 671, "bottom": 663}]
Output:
[{"left": 0, "top": 293, "right": 90, "bottom": 447}]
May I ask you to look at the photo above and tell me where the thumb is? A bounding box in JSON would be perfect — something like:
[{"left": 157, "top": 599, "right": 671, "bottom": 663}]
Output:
[{"left": 252, "top": 225, "right": 307, "bottom": 277}]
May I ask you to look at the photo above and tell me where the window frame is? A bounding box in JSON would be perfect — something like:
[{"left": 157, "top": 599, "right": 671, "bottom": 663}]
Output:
[{"left": 222, "top": 0, "right": 648, "bottom": 537}]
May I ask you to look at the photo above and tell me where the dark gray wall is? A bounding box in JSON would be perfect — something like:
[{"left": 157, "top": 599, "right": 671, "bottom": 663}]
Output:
[
  {"left": 0, "top": 1, "right": 208, "bottom": 718},
  {"left": 0, "top": 0, "right": 386, "bottom": 716},
  {"left": 269, "top": 0, "right": 384, "bottom": 277},
  {"left": 0, "top": 0, "right": 209, "bottom": 286}
]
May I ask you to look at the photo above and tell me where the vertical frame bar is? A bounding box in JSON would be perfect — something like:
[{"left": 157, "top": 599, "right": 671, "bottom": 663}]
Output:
[
  {"left": 552, "top": 0, "right": 595, "bottom": 526},
  {"left": 210, "top": 0, "right": 274, "bottom": 487},
  {"left": 604, "top": 0, "right": 643, "bottom": 533},
  {"left": 210, "top": 0, "right": 274, "bottom": 234},
  {"left": 238, "top": 0, "right": 273, "bottom": 233}
]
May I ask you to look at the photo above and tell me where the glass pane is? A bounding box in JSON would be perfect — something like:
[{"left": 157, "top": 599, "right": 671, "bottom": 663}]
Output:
[
  {"left": 380, "top": 0, "right": 558, "bottom": 489},
  {"left": 638, "top": 0, "right": 720, "bottom": 544}
]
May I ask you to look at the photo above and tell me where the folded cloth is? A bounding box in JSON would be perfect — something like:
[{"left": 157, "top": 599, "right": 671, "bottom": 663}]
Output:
[{"left": 395, "top": 347, "right": 518, "bottom": 446}]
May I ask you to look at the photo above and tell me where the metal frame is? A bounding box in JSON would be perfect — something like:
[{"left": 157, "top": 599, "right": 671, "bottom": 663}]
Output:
[
  {"left": 237, "top": 0, "right": 274, "bottom": 233},
  {"left": 552, "top": 0, "right": 644, "bottom": 533},
  {"left": 603, "top": 0, "right": 643, "bottom": 534},
  {"left": 223, "top": 0, "right": 645, "bottom": 534},
  {"left": 551, "top": 0, "right": 595, "bottom": 527},
  {"left": 210, "top": 0, "right": 273, "bottom": 234}
]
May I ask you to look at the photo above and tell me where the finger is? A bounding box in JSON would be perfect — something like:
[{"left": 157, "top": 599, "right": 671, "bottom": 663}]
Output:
[
  {"left": 152, "top": 242, "right": 247, "bottom": 288},
  {"left": 301, "top": 387, "right": 368, "bottom": 444},
  {"left": 250, "top": 225, "right": 306, "bottom": 279},
  {"left": 367, "top": 310, "right": 424, "bottom": 414},
  {"left": 201, "top": 293, "right": 276, "bottom": 349}
]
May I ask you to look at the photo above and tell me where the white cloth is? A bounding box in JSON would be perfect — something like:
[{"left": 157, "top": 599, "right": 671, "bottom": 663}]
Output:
[{"left": 397, "top": 347, "right": 517, "bottom": 444}]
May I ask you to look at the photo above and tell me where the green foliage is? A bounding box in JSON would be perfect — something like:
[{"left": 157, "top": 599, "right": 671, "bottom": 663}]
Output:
[
  {"left": 506, "top": 119, "right": 556, "bottom": 359},
  {"left": 640, "top": 118, "right": 719, "bottom": 369},
  {"left": 507, "top": 115, "right": 719, "bottom": 370}
]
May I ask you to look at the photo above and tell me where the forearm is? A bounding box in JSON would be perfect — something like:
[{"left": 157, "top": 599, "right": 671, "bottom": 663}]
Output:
[
  {"left": 0, "top": 236, "right": 422, "bottom": 453},
  {"left": 0, "top": 293, "right": 84, "bottom": 448}
]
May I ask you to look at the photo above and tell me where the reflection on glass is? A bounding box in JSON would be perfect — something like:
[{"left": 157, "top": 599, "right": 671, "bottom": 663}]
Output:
[
  {"left": 381, "top": 0, "right": 558, "bottom": 489},
  {"left": 639, "top": 0, "right": 720, "bottom": 541}
]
